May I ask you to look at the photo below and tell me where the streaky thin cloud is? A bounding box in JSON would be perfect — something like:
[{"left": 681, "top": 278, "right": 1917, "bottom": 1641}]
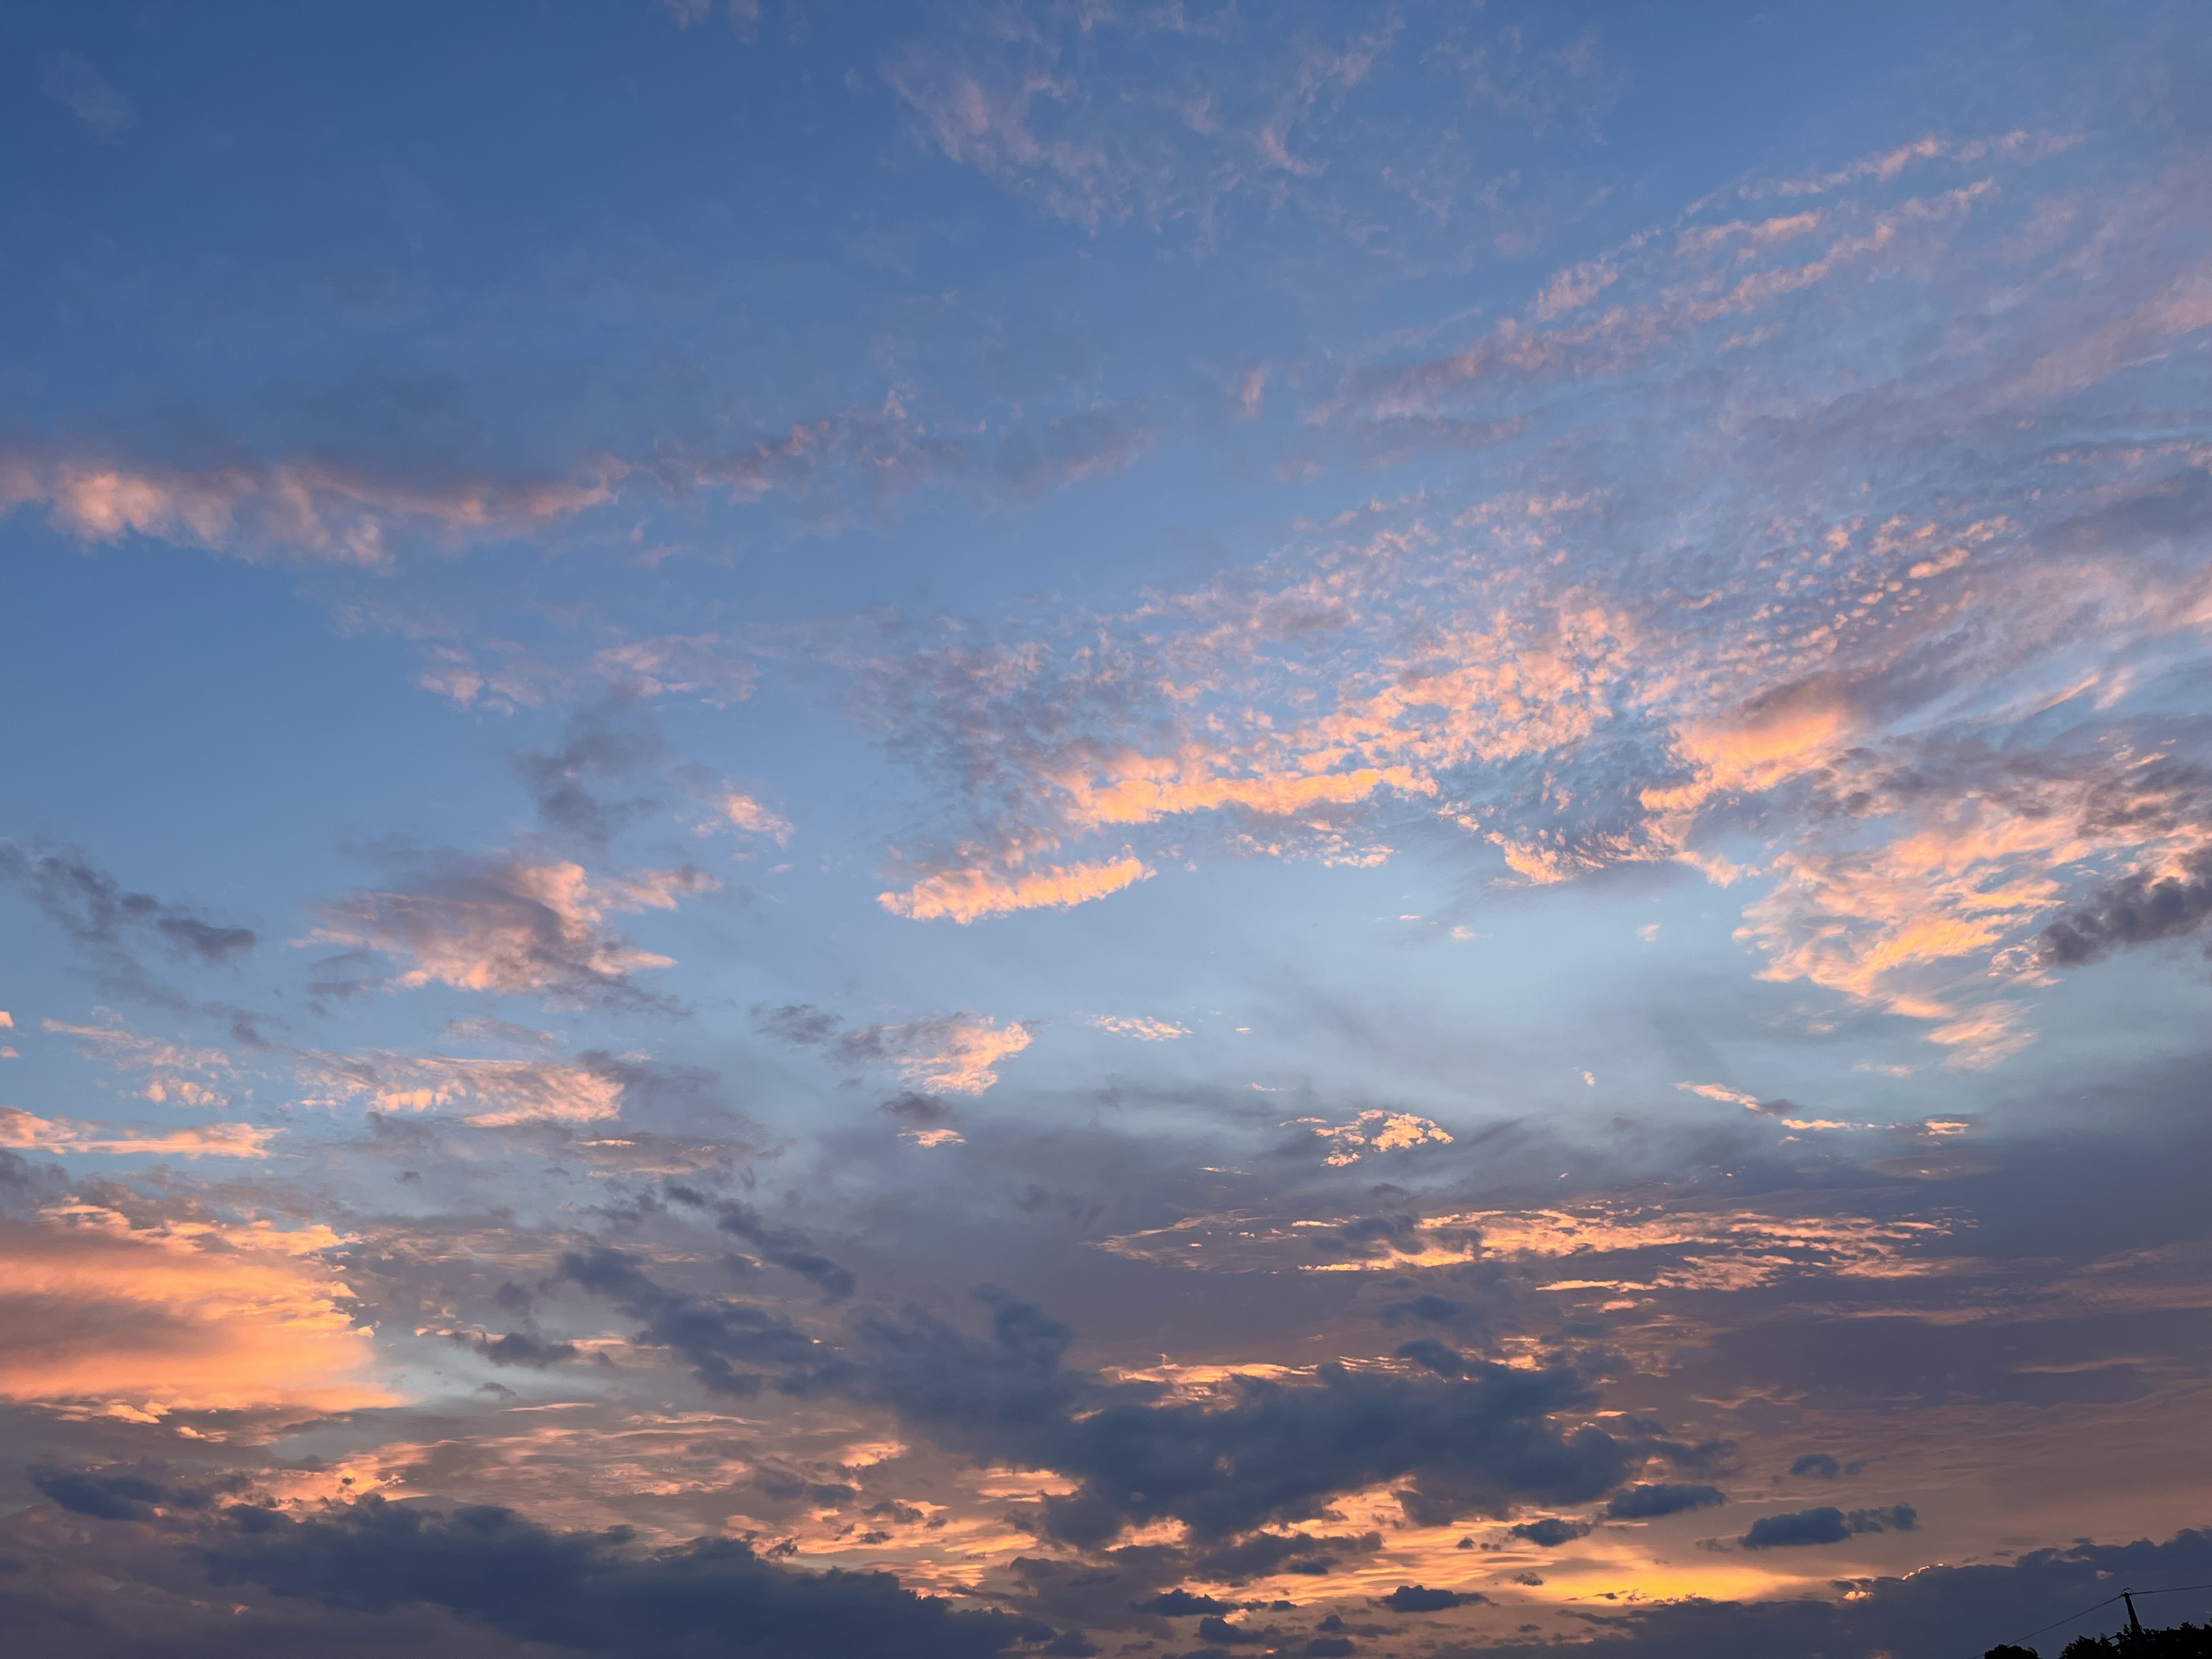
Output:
[{"left": 304, "top": 850, "right": 714, "bottom": 1008}]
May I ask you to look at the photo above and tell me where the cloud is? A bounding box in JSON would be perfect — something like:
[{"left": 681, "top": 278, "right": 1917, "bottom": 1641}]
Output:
[
  {"left": 1286, "top": 1110, "right": 1454, "bottom": 1166},
  {"left": 1381, "top": 1584, "right": 1486, "bottom": 1612},
  {"left": 1101, "top": 1196, "right": 1954, "bottom": 1283},
  {"left": 44, "top": 1012, "right": 233, "bottom": 1106},
  {"left": 996, "top": 411, "right": 1153, "bottom": 498},
  {"left": 305, "top": 849, "right": 713, "bottom": 1008},
  {"left": 1675, "top": 1082, "right": 1763, "bottom": 1110},
  {"left": 1087, "top": 1017, "right": 1190, "bottom": 1041},
  {"left": 447, "top": 1330, "right": 585, "bottom": 1369},
  {"left": 847, "top": 1286, "right": 1641, "bottom": 1546},
  {"left": 2034, "top": 846, "right": 2212, "bottom": 968},
  {"left": 1425, "top": 1526, "right": 2212, "bottom": 1659},
  {"left": 40, "top": 51, "right": 133, "bottom": 140},
  {"left": 555, "top": 1245, "right": 837, "bottom": 1400},
  {"left": 1789, "top": 1452, "right": 1842, "bottom": 1480},
  {"left": 414, "top": 631, "right": 759, "bottom": 715},
  {"left": 757, "top": 1005, "right": 1037, "bottom": 1094},
  {"left": 554, "top": 1256, "right": 1652, "bottom": 1551},
  {"left": 0, "top": 842, "right": 256, "bottom": 1005},
  {"left": 0, "top": 1106, "right": 275, "bottom": 1159},
  {"left": 205, "top": 1496, "right": 1054, "bottom": 1659},
  {"left": 715, "top": 788, "right": 794, "bottom": 844},
  {"left": 670, "top": 1186, "right": 857, "bottom": 1301},
  {"left": 0, "top": 445, "right": 621, "bottom": 568},
  {"left": 1342, "top": 172, "right": 2007, "bottom": 419},
  {"left": 31, "top": 1463, "right": 234, "bottom": 1522},
  {"left": 1738, "top": 129, "right": 2076, "bottom": 200},
  {"left": 1741, "top": 1503, "right": 1916, "bottom": 1549},
  {"left": 0, "top": 1198, "right": 391, "bottom": 1415},
  {"left": 873, "top": 4, "right": 1572, "bottom": 248},
  {"left": 510, "top": 700, "right": 669, "bottom": 848},
  {"left": 1604, "top": 1483, "right": 1727, "bottom": 1520},
  {"left": 297, "top": 1049, "right": 629, "bottom": 1125},
  {"left": 1139, "top": 1589, "right": 1236, "bottom": 1616},
  {"left": 879, "top": 856, "right": 1152, "bottom": 923},
  {"left": 823, "top": 136, "right": 2212, "bottom": 1101},
  {"left": 1508, "top": 1516, "right": 1593, "bottom": 1547}
]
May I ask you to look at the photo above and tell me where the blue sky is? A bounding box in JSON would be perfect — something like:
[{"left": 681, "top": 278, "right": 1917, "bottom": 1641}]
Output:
[{"left": 6, "top": 4, "right": 2212, "bottom": 1656}]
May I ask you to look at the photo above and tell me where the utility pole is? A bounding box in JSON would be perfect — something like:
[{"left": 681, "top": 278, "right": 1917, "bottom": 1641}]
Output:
[{"left": 2122, "top": 1589, "right": 2145, "bottom": 1640}]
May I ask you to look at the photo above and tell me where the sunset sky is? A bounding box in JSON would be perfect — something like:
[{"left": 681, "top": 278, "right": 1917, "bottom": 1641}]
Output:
[{"left": 7, "top": 4, "right": 2212, "bottom": 1656}]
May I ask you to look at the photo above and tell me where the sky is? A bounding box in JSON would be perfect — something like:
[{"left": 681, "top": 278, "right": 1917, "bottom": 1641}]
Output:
[{"left": 4, "top": 3, "right": 2212, "bottom": 1656}]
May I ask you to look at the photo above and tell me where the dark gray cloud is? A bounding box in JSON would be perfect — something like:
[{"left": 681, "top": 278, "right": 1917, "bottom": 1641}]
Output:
[
  {"left": 882, "top": 1092, "right": 955, "bottom": 1125},
  {"left": 204, "top": 1495, "right": 1053, "bottom": 1659},
  {"left": 31, "top": 1463, "right": 229, "bottom": 1523},
  {"left": 449, "top": 1331, "right": 585, "bottom": 1369},
  {"left": 1605, "top": 1482, "right": 1726, "bottom": 1520},
  {"left": 1508, "top": 1516, "right": 1593, "bottom": 1547},
  {"left": 1380, "top": 1292, "right": 1472, "bottom": 1327},
  {"left": 1788, "top": 1452, "right": 1842, "bottom": 1480},
  {"left": 510, "top": 699, "right": 668, "bottom": 848},
  {"left": 847, "top": 1285, "right": 1637, "bottom": 1547},
  {"left": 556, "top": 1245, "right": 844, "bottom": 1398},
  {"left": 2035, "top": 847, "right": 2212, "bottom": 968},
  {"left": 551, "top": 1243, "right": 1645, "bottom": 1549},
  {"left": 1138, "top": 1588, "right": 1234, "bottom": 1616},
  {"left": 0, "top": 841, "right": 257, "bottom": 1004},
  {"left": 1380, "top": 1584, "right": 1485, "bottom": 1612},
  {"left": 662, "top": 1183, "right": 859, "bottom": 1302},
  {"left": 1741, "top": 1503, "right": 1916, "bottom": 1549}
]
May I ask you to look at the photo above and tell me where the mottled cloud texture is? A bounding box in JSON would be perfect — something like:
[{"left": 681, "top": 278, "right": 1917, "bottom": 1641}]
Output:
[{"left": 5, "top": 5, "right": 2212, "bottom": 1657}]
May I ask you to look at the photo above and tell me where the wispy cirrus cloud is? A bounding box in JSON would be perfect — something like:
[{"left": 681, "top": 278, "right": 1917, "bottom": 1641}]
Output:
[
  {"left": 876, "top": 2, "right": 1603, "bottom": 249},
  {"left": 0, "top": 447, "right": 622, "bottom": 568},
  {"left": 303, "top": 849, "right": 715, "bottom": 1009},
  {"left": 297, "top": 1048, "right": 628, "bottom": 1126},
  {"left": 39, "top": 50, "right": 134, "bottom": 141},
  {"left": 408, "top": 630, "right": 761, "bottom": 716},
  {"left": 0, "top": 842, "right": 256, "bottom": 1008},
  {"left": 44, "top": 1012, "right": 233, "bottom": 1107},
  {"left": 879, "top": 854, "right": 1150, "bottom": 923},
  {"left": 0, "top": 1107, "right": 275, "bottom": 1159},
  {"left": 755, "top": 1003, "right": 1037, "bottom": 1094}
]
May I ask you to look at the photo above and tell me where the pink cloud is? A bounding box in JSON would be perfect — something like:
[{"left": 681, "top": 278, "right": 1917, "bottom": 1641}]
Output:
[
  {"left": 0, "top": 448, "right": 621, "bottom": 567},
  {"left": 0, "top": 1201, "right": 393, "bottom": 1415},
  {"left": 305, "top": 853, "right": 715, "bottom": 1006},
  {"left": 0, "top": 1106, "right": 275, "bottom": 1158},
  {"left": 879, "top": 856, "right": 1151, "bottom": 924}
]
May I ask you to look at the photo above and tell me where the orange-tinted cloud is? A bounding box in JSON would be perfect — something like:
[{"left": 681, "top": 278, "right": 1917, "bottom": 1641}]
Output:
[
  {"left": 760, "top": 1002, "right": 1039, "bottom": 1093},
  {"left": 0, "top": 447, "right": 621, "bottom": 567},
  {"left": 1087, "top": 1015, "right": 1190, "bottom": 1040},
  {"left": 297, "top": 1051, "right": 626, "bottom": 1125},
  {"left": 0, "top": 1201, "right": 393, "bottom": 1414},
  {"left": 880, "top": 856, "right": 1150, "bottom": 923},
  {"left": 0, "top": 1106, "right": 276, "bottom": 1158},
  {"left": 1640, "top": 683, "right": 1855, "bottom": 816},
  {"left": 1287, "top": 1110, "right": 1455, "bottom": 1167},
  {"left": 43, "top": 1013, "right": 232, "bottom": 1107},
  {"left": 866, "top": 1012, "right": 1035, "bottom": 1095},
  {"left": 306, "top": 854, "right": 714, "bottom": 1005},
  {"left": 714, "top": 788, "right": 794, "bottom": 843}
]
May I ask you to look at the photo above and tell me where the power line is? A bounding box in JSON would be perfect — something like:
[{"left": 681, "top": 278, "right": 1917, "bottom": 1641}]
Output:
[
  {"left": 1985, "top": 1579, "right": 2212, "bottom": 1654},
  {"left": 2000, "top": 1590, "right": 2122, "bottom": 1647}
]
